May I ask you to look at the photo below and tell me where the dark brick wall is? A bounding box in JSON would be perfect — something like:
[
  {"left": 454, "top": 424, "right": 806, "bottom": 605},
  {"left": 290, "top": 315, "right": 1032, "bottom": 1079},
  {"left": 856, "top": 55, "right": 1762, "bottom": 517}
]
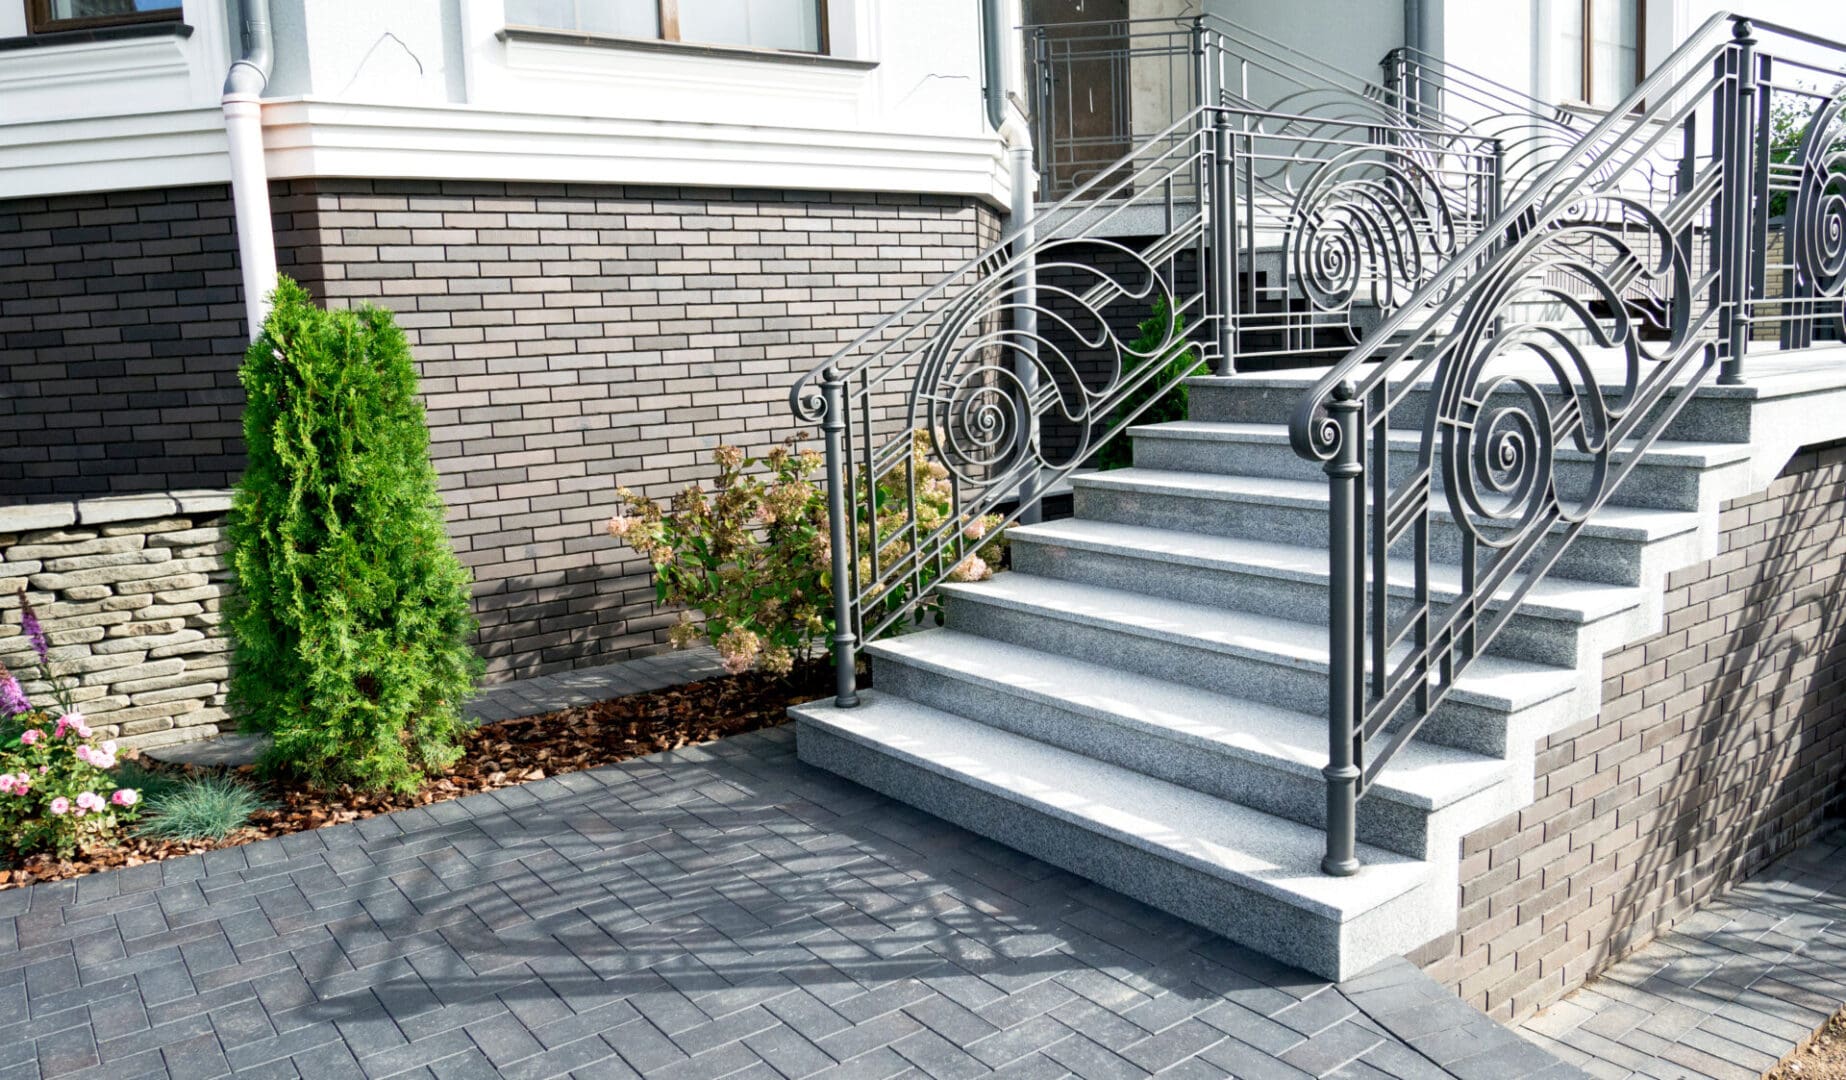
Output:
[
  {"left": 0, "top": 185, "right": 247, "bottom": 502},
  {"left": 273, "top": 179, "right": 1002, "bottom": 681},
  {"left": 1413, "top": 440, "right": 1846, "bottom": 1020}
]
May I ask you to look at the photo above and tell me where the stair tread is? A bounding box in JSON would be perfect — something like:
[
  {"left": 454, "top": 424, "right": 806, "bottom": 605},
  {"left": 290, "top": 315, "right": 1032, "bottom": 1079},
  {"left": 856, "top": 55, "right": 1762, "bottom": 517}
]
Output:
[
  {"left": 866, "top": 628, "right": 1507, "bottom": 811},
  {"left": 1007, "top": 518, "right": 1641, "bottom": 623},
  {"left": 941, "top": 572, "right": 1579, "bottom": 712},
  {"left": 1130, "top": 422, "right": 1755, "bottom": 467},
  {"left": 1072, "top": 468, "right": 1701, "bottom": 540},
  {"left": 794, "top": 692, "right": 1431, "bottom": 919}
]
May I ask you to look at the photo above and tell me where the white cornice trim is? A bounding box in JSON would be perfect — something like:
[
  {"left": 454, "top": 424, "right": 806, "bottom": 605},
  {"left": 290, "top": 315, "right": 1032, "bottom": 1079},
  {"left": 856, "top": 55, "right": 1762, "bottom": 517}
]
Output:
[
  {"left": 256, "top": 99, "right": 1013, "bottom": 208},
  {"left": 0, "top": 107, "right": 229, "bottom": 199},
  {"left": 0, "top": 99, "right": 1013, "bottom": 208}
]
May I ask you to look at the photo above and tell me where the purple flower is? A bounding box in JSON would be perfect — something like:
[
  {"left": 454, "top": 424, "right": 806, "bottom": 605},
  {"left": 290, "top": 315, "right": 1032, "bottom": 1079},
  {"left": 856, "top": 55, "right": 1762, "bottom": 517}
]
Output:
[
  {"left": 17, "top": 592, "right": 47, "bottom": 665},
  {"left": 0, "top": 672, "right": 27, "bottom": 718}
]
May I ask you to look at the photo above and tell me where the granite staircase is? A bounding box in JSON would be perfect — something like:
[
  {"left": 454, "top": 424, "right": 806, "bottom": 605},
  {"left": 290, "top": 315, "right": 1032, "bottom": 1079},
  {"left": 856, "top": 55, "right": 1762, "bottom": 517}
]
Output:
[{"left": 793, "top": 353, "right": 1846, "bottom": 980}]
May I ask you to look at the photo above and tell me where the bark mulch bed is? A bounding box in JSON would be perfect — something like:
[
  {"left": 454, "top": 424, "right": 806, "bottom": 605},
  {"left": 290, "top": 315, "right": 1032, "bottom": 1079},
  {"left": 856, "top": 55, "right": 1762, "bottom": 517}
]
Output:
[
  {"left": 1766, "top": 1005, "right": 1846, "bottom": 1080},
  {"left": 0, "top": 663, "right": 832, "bottom": 891}
]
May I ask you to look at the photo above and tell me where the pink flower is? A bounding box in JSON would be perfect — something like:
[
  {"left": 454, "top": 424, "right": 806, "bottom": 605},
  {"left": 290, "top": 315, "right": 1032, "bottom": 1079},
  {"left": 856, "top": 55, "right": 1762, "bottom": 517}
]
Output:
[
  {"left": 101, "top": 740, "right": 117, "bottom": 756},
  {"left": 19, "top": 728, "right": 41, "bottom": 746},
  {"left": 112, "top": 789, "right": 138, "bottom": 807},
  {"left": 76, "top": 792, "right": 103, "bottom": 812},
  {"left": 54, "top": 712, "right": 88, "bottom": 739},
  {"left": 0, "top": 775, "right": 13, "bottom": 794},
  {"left": 963, "top": 518, "right": 989, "bottom": 541},
  {"left": 48, "top": 797, "right": 69, "bottom": 816},
  {"left": 74, "top": 746, "right": 94, "bottom": 766}
]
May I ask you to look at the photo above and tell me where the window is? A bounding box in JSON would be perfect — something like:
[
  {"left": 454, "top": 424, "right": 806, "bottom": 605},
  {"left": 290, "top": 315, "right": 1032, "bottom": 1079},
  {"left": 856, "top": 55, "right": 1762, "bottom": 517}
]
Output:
[
  {"left": 25, "top": 0, "right": 182, "bottom": 33},
  {"left": 1553, "top": 0, "right": 1641, "bottom": 108},
  {"left": 505, "top": 0, "right": 827, "bottom": 54}
]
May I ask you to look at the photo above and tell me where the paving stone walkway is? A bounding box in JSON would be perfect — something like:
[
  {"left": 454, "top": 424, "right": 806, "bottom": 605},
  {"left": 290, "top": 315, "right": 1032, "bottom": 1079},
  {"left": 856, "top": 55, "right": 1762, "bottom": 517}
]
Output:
[
  {"left": 2, "top": 725, "right": 1579, "bottom": 1080},
  {"left": 1519, "top": 822, "right": 1846, "bottom": 1080}
]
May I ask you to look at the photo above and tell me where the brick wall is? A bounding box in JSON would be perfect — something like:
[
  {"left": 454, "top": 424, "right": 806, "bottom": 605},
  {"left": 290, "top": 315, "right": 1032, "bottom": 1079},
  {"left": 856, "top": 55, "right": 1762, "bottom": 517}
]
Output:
[
  {"left": 1413, "top": 440, "right": 1846, "bottom": 1020},
  {"left": 0, "top": 185, "right": 247, "bottom": 501},
  {"left": 274, "top": 179, "right": 1003, "bottom": 680}
]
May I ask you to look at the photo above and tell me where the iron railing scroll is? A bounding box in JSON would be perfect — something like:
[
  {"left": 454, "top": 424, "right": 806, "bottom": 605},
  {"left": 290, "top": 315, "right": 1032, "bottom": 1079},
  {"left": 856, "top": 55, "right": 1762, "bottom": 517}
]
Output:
[
  {"left": 792, "top": 21, "right": 1502, "bottom": 708},
  {"left": 1289, "top": 13, "right": 1846, "bottom": 874}
]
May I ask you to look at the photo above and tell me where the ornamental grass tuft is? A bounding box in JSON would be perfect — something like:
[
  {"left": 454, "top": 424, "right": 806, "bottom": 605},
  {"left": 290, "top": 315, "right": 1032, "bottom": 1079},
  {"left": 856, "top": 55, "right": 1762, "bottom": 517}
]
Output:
[
  {"left": 135, "top": 773, "right": 271, "bottom": 842},
  {"left": 226, "top": 278, "right": 482, "bottom": 795}
]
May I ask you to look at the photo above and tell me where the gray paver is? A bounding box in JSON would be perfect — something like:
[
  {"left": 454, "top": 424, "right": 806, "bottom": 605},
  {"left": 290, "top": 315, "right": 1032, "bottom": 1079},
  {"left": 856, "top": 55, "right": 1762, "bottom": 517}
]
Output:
[
  {"left": 1518, "top": 822, "right": 1846, "bottom": 1080},
  {"left": 4, "top": 725, "right": 1580, "bottom": 1078}
]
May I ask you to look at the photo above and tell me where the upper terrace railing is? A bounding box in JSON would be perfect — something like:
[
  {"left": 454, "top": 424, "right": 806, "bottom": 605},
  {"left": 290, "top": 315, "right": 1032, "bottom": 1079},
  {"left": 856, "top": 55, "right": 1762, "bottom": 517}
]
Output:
[
  {"left": 790, "top": 21, "right": 1501, "bottom": 707},
  {"left": 1288, "top": 13, "right": 1846, "bottom": 875}
]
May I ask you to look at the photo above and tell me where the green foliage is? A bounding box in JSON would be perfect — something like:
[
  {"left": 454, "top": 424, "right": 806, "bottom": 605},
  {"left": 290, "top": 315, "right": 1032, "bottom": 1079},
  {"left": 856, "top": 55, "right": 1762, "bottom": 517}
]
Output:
[
  {"left": 135, "top": 774, "right": 271, "bottom": 842},
  {"left": 609, "top": 441, "right": 832, "bottom": 677},
  {"left": 226, "top": 278, "right": 482, "bottom": 795},
  {"left": 606, "top": 434, "right": 1005, "bottom": 675},
  {"left": 1095, "top": 298, "right": 1204, "bottom": 471},
  {"left": 1768, "top": 83, "right": 1846, "bottom": 219}
]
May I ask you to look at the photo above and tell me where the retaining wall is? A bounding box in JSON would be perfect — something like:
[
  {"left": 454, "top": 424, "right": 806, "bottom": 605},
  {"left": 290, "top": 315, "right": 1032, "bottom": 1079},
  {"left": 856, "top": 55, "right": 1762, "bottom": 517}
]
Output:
[
  {"left": 1414, "top": 439, "right": 1846, "bottom": 1020},
  {"left": 0, "top": 491, "right": 233, "bottom": 749}
]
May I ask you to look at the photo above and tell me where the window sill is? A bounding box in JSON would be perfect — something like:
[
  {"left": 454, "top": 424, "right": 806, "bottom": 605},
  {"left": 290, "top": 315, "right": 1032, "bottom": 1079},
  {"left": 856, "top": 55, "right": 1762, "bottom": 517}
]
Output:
[
  {"left": 497, "top": 25, "right": 876, "bottom": 71},
  {"left": 0, "top": 20, "right": 191, "bottom": 52}
]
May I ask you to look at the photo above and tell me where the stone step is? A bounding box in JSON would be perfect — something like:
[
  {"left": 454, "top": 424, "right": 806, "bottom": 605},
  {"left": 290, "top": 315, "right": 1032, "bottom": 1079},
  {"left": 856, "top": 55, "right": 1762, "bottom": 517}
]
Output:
[
  {"left": 1006, "top": 517, "right": 1643, "bottom": 669},
  {"left": 865, "top": 629, "right": 1510, "bottom": 859},
  {"left": 1185, "top": 366, "right": 1759, "bottom": 445},
  {"left": 937, "top": 573, "right": 1580, "bottom": 754},
  {"left": 793, "top": 692, "right": 1442, "bottom": 980},
  {"left": 1126, "top": 421, "right": 1753, "bottom": 513},
  {"left": 1071, "top": 467, "right": 1703, "bottom": 587}
]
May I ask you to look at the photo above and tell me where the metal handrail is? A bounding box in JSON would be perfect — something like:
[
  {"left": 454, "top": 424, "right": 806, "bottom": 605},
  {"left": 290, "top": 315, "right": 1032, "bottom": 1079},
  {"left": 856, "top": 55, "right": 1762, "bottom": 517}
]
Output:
[
  {"left": 1290, "top": 11, "right": 1846, "bottom": 874},
  {"left": 791, "top": 34, "right": 1502, "bottom": 705}
]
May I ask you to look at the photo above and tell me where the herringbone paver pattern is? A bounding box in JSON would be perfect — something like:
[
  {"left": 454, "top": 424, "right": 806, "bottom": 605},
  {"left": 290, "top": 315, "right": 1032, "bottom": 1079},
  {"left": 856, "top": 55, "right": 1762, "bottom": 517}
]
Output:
[
  {"left": 1520, "top": 823, "right": 1846, "bottom": 1080},
  {"left": 2, "top": 728, "right": 1576, "bottom": 1079}
]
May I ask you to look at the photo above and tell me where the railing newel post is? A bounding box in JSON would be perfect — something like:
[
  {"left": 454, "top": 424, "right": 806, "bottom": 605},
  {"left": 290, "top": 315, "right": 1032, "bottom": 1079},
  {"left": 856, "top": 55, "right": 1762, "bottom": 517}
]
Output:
[
  {"left": 1719, "top": 18, "right": 1758, "bottom": 385},
  {"left": 820, "top": 374, "right": 860, "bottom": 709},
  {"left": 1212, "top": 108, "right": 1236, "bottom": 375},
  {"left": 1322, "top": 380, "right": 1364, "bottom": 878}
]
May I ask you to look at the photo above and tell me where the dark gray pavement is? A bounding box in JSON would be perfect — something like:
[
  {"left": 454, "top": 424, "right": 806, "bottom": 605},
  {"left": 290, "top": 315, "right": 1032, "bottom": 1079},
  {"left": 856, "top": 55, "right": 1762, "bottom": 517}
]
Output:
[
  {"left": 1519, "top": 823, "right": 1846, "bottom": 1080},
  {"left": 0, "top": 723, "right": 1581, "bottom": 1079}
]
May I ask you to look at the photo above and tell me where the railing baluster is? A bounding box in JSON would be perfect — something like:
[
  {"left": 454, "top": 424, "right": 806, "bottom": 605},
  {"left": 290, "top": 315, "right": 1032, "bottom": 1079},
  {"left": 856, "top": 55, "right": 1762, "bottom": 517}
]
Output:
[
  {"left": 821, "top": 374, "right": 859, "bottom": 709},
  {"left": 1719, "top": 18, "right": 1758, "bottom": 385},
  {"left": 1212, "top": 109, "right": 1236, "bottom": 375},
  {"left": 1323, "top": 381, "right": 1364, "bottom": 877}
]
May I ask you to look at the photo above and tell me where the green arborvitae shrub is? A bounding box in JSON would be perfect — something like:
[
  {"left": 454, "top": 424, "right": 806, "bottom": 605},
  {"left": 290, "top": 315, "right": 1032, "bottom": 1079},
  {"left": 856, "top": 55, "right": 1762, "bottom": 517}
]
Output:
[{"left": 226, "top": 278, "right": 481, "bottom": 794}]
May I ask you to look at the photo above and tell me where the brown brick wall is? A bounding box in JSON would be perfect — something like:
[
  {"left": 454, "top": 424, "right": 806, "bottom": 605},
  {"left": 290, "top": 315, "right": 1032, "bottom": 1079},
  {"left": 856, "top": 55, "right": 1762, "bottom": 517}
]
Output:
[
  {"left": 1413, "top": 439, "right": 1846, "bottom": 1020},
  {"left": 273, "top": 179, "right": 1003, "bottom": 681},
  {"left": 0, "top": 185, "right": 247, "bottom": 501}
]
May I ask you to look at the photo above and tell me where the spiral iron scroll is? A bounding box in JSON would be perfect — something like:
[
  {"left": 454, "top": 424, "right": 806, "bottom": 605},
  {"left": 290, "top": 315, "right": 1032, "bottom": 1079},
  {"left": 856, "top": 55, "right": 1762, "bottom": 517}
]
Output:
[
  {"left": 1792, "top": 92, "right": 1846, "bottom": 337},
  {"left": 1288, "top": 144, "right": 1464, "bottom": 318},
  {"left": 909, "top": 237, "right": 1183, "bottom": 489},
  {"left": 1431, "top": 194, "right": 1693, "bottom": 548}
]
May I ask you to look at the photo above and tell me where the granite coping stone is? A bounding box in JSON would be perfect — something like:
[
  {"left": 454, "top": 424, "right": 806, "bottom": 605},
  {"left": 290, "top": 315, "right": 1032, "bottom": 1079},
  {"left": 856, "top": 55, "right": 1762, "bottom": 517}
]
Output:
[{"left": 0, "top": 489, "right": 234, "bottom": 533}]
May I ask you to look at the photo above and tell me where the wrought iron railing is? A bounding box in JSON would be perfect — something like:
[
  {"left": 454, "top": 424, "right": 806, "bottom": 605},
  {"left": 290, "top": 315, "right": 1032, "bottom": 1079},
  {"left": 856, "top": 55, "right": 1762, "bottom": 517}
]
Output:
[
  {"left": 1288, "top": 13, "right": 1846, "bottom": 875},
  {"left": 790, "top": 31, "right": 1501, "bottom": 706}
]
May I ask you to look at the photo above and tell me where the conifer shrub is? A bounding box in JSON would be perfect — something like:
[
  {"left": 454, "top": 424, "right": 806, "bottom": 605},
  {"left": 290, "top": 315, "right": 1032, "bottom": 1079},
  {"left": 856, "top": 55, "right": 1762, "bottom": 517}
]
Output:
[{"left": 226, "top": 279, "right": 481, "bottom": 795}]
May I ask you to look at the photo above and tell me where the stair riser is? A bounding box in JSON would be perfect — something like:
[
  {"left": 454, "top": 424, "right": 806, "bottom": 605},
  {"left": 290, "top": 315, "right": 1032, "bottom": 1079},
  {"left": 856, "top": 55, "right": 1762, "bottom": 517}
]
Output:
[
  {"left": 1131, "top": 436, "right": 1708, "bottom": 512},
  {"left": 872, "top": 655, "right": 1434, "bottom": 857},
  {"left": 1010, "top": 537, "right": 1605, "bottom": 668},
  {"left": 1188, "top": 381, "right": 1757, "bottom": 446},
  {"left": 946, "top": 591, "right": 1337, "bottom": 714},
  {"left": 1073, "top": 484, "right": 1656, "bottom": 586},
  {"left": 797, "top": 720, "right": 1426, "bottom": 980}
]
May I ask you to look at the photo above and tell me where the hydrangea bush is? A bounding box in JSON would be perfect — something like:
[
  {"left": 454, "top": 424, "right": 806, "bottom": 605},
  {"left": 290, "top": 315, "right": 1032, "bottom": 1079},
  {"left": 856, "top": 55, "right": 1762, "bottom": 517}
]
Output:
[
  {"left": 606, "top": 433, "right": 1005, "bottom": 677},
  {"left": 0, "top": 592, "right": 138, "bottom": 859}
]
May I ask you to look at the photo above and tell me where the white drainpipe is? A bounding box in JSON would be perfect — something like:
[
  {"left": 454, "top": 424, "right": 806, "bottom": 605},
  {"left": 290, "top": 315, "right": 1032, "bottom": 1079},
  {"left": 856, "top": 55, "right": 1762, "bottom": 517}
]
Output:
[
  {"left": 223, "top": 0, "right": 277, "bottom": 340},
  {"left": 999, "top": 55, "right": 1042, "bottom": 523}
]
